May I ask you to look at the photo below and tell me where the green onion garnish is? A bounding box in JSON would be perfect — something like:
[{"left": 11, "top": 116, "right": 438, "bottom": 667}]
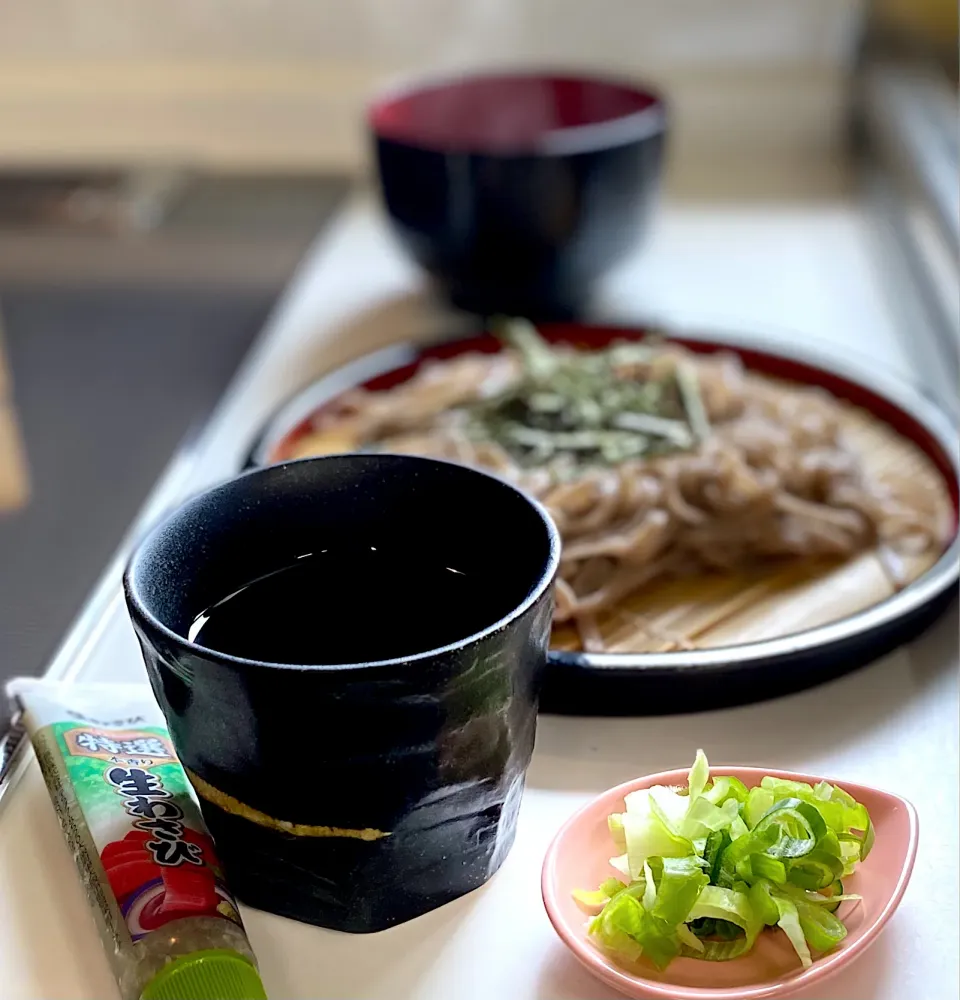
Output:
[{"left": 576, "top": 751, "right": 871, "bottom": 971}]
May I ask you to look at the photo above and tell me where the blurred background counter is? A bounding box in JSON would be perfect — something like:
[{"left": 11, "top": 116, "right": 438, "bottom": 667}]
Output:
[{"left": 0, "top": 0, "right": 881, "bottom": 196}]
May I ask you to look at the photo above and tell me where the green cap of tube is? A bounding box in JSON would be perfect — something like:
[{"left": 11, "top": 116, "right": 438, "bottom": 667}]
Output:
[{"left": 140, "top": 950, "right": 267, "bottom": 1000}]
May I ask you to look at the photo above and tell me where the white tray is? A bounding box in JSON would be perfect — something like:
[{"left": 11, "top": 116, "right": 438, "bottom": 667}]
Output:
[{"left": 1, "top": 197, "right": 956, "bottom": 1000}]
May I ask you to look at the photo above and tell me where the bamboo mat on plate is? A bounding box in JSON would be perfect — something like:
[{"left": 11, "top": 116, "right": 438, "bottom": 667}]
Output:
[{"left": 552, "top": 405, "right": 945, "bottom": 653}]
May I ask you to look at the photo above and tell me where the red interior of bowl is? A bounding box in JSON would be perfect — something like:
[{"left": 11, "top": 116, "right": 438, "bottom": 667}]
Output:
[
  {"left": 369, "top": 73, "right": 661, "bottom": 152},
  {"left": 269, "top": 324, "right": 960, "bottom": 529}
]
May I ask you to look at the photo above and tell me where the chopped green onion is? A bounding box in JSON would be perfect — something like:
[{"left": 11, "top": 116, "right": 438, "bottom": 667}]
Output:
[
  {"left": 786, "top": 849, "right": 844, "bottom": 890},
  {"left": 479, "top": 320, "right": 709, "bottom": 470},
  {"left": 744, "top": 787, "right": 776, "bottom": 829},
  {"left": 715, "top": 823, "right": 780, "bottom": 887},
  {"left": 703, "top": 830, "right": 731, "bottom": 883},
  {"left": 682, "top": 795, "right": 740, "bottom": 839},
  {"left": 612, "top": 411, "right": 693, "bottom": 446},
  {"left": 774, "top": 897, "right": 813, "bottom": 968},
  {"left": 704, "top": 776, "right": 750, "bottom": 807},
  {"left": 608, "top": 813, "right": 626, "bottom": 853},
  {"left": 676, "top": 362, "right": 711, "bottom": 442},
  {"left": 688, "top": 748, "right": 710, "bottom": 803},
  {"left": 711, "top": 919, "right": 745, "bottom": 940},
  {"left": 795, "top": 899, "right": 848, "bottom": 953},
  {"left": 572, "top": 888, "right": 613, "bottom": 914},
  {"left": 589, "top": 892, "right": 644, "bottom": 963},
  {"left": 622, "top": 804, "right": 696, "bottom": 880},
  {"left": 860, "top": 816, "right": 876, "bottom": 861},
  {"left": 494, "top": 316, "right": 558, "bottom": 382},
  {"left": 600, "top": 877, "right": 627, "bottom": 897},
  {"left": 641, "top": 861, "right": 656, "bottom": 911},
  {"left": 748, "top": 880, "right": 781, "bottom": 926},
  {"left": 729, "top": 815, "right": 749, "bottom": 840},
  {"left": 681, "top": 885, "right": 763, "bottom": 961},
  {"left": 737, "top": 853, "right": 787, "bottom": 884},
  {"left": 574, "top": 752, "right": 873, "bottom": 973},
  {"left": 760, "top": 776, "right": 872, "bottom": 858},
  {"left": 609, "top": 853, "right": 631, "bottom": 877},
  {"left": 753, "top": 798, "right": 827, "bottom": 858},
  {"left": 677, "top": 923, "right": 705, "bottom": 953}
]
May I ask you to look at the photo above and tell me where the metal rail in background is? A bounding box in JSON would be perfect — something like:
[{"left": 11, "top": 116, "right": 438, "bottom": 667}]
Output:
[
  {"left": 861, "top": 62, "right": 958, "bottom": 253},
  {"left": 856, "top": 58, "right": 959, "bottom": 407}
]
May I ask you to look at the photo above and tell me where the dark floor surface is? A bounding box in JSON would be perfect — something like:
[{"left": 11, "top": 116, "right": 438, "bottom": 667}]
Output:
[{"left": 0, "top": 286, "right": 273, "bottom": 683}]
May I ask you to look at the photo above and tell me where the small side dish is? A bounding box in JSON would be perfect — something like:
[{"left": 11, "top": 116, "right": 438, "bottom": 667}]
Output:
[{"left": 575, "top": 751, "right": 871, "bottom": 972}]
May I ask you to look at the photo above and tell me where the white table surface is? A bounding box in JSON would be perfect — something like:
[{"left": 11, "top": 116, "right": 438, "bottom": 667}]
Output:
[{"left": 1, "top": 195, "right": 957, "bottom": 1000}]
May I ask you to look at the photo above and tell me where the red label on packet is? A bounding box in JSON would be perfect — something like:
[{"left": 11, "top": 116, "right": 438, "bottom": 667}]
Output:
[
  {"left": 12, "top": 680, "right": 266, "bottom": 1000},
  {"left": 59, "top": 723, "right": 243, "bottom": 941}
]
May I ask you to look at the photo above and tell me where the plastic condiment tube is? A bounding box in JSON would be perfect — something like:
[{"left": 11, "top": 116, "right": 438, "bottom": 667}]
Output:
[{"left": 7, "top": 679, "right": 268, "bottom": 1000}]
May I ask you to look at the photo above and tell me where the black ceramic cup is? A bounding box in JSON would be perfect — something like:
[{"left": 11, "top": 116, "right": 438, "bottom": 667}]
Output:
[
  {"left": 369, "top": 70, "right": 667, "bottom": 319},
  {"left": 124, "top": 454, "right": 560, "bottom": 932}
]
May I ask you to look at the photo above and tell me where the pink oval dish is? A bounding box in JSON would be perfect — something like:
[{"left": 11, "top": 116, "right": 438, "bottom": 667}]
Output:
[{"left": 541, "top": 765, "right": 918, "bottom": 1000}]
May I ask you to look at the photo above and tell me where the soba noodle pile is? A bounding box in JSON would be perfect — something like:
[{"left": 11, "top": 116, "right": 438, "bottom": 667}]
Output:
[{"left": 290, "top": 322, "right": 951, "bottom": 649}]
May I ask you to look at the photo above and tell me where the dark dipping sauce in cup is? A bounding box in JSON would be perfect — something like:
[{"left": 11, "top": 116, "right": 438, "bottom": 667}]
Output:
[{"left": 188, "top": 544, "right": 503, "bottom": 664}]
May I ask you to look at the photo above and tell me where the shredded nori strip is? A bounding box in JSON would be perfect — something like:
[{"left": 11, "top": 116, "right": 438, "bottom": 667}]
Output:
[{"left": 468, "top": 318, "right": 706, "bottom": 469}]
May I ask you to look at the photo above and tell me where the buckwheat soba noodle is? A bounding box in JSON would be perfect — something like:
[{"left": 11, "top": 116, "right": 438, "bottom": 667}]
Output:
[{"left": 286, "top": 321, "right": 952, "bottom": 651}]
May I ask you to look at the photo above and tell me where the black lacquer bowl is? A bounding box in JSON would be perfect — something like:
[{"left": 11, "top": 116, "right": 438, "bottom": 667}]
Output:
[
  {"left": 369, "top": 70, "right": 667, "bottom": 319},
  {"left": 124, "top": 455, "right": 560, "bottom": 931}
]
